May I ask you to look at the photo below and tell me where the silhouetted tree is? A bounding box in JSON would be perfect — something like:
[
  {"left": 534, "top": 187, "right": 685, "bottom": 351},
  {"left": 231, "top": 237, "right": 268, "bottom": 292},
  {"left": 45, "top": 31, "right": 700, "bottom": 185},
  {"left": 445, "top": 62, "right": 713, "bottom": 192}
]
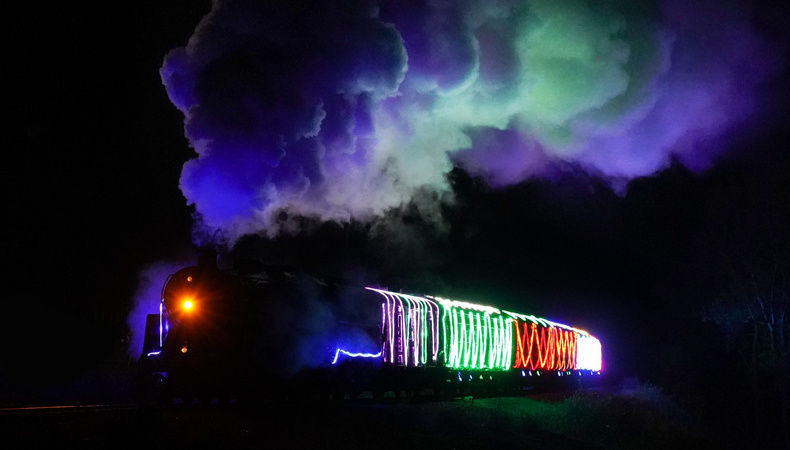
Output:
[{"left": 700, "top": 166, "right": 789, "bottom": 448}]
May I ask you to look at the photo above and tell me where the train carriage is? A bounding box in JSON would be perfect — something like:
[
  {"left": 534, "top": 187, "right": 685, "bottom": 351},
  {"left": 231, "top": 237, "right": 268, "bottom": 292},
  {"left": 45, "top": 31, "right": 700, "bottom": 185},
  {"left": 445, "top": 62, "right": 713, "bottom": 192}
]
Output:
[{"left": 358, "top": 288, "right": 601, "bottom": 372}]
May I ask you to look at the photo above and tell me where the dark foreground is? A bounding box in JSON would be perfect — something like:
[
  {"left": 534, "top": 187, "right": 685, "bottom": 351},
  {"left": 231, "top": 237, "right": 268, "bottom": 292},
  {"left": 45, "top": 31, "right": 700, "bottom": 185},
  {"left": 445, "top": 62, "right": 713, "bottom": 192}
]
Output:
[
  {"left": 0, "top": 401, "right": 584, "bottom": 450},
  {"left": 0, "top": 390, "right": 730, "bottom": 450}
]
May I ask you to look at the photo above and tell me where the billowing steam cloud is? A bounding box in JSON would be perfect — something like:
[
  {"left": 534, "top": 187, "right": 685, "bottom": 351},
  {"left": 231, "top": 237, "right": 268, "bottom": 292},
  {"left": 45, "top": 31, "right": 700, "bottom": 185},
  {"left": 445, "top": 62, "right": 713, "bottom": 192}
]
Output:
[{"left": 162, "top": 0, "right": 778, "bottom": 242}]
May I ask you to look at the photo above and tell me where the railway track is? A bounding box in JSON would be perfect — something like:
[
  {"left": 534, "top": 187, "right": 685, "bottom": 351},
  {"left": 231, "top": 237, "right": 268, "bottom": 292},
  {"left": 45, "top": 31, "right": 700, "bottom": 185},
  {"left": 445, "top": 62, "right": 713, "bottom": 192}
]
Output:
[{"left": 0, "top": 384, "right": 579, "bottom": 415}]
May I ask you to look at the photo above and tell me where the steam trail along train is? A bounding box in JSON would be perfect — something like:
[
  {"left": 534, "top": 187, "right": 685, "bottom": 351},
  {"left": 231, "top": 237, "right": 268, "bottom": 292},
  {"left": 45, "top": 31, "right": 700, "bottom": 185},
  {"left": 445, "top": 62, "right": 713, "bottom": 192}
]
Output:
[{"left": 137, "top": 253, "right": 603, "bottom": 402}]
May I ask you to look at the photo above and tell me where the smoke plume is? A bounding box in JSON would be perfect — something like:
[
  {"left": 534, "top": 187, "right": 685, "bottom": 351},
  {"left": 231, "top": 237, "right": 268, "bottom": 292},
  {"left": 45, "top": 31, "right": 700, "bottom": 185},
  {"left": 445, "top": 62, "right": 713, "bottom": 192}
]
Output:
[{"left": 162, "top": 0, "right": 780, "bottom": 242}]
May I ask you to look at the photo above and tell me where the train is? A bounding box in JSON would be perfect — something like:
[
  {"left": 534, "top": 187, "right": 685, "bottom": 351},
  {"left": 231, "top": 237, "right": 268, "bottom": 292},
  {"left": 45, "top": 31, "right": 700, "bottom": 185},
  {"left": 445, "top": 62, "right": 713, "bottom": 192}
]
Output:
[{"left": 136, "top": 252, "right": 603, "bottom": 402}]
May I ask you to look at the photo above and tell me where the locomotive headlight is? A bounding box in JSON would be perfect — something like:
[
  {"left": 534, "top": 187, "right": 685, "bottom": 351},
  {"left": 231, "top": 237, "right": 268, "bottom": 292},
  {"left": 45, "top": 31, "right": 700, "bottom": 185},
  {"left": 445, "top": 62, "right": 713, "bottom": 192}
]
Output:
[{"left": 183, "top": 299, "right": 194, "bottom": 311}]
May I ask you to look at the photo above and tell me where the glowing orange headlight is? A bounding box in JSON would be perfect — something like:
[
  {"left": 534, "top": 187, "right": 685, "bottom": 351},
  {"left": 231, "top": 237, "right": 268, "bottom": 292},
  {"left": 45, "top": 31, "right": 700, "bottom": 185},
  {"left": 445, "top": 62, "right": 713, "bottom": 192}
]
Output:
[{"left": 183, "top": 299, "right": 194, "bottom": 310}]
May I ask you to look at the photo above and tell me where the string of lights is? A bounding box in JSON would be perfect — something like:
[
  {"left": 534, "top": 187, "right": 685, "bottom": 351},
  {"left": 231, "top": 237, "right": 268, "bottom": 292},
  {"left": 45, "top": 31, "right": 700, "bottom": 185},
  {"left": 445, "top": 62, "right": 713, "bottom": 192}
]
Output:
[
  {"left": 512, "top": 320, "right": 578, "bottom": 371},
  {"left": 367, "top": 288, "right": 441, "bottom": 366},
  {"left": 437, "top": 300, "right": 513, "bottom": 370},
  {"left": 361, "top": 288, "right": 602, "bottom": 373}
]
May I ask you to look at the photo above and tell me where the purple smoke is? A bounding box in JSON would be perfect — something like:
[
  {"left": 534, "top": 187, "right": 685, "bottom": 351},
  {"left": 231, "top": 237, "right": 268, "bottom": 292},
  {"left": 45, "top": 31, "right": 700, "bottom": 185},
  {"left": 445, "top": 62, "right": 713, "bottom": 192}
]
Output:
[{"left": 161, "top": 0, "right": 782, "bottom": 242}]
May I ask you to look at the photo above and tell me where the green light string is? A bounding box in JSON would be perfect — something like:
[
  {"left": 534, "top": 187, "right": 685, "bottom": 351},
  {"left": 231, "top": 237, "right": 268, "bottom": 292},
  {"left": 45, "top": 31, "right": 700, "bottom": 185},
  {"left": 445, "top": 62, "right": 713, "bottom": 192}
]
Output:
[{"left": 437, "top": 299, "right": 513, "bottom": 370}]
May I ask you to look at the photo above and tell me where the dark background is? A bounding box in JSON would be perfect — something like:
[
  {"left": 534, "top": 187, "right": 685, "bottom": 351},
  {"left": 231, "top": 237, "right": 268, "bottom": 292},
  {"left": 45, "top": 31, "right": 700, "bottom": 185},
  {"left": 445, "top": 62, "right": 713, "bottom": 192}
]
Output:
[{"left": 5, "top": 1, "right": 789, "bottom": 445}]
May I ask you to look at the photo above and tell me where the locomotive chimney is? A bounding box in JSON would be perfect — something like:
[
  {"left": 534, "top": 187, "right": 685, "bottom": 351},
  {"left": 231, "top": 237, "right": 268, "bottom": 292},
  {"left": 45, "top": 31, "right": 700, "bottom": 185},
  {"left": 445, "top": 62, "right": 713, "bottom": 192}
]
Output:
[{"left": 197, "top": 246, "right": 219, "bottom": 270}]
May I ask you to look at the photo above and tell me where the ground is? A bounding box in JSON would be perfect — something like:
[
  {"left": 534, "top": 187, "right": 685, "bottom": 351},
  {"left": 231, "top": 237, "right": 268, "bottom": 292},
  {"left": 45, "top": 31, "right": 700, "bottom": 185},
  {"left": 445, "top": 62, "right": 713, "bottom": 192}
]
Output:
[{"left": 1, "top": 386, "right": 730, "bottom": 450}]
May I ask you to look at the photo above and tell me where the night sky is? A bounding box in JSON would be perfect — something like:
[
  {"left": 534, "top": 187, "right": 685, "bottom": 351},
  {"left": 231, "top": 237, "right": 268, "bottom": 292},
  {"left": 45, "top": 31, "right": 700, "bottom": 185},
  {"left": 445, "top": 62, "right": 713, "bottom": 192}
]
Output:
[{"left": 5, "top": 0, "right": 789, "bottom": 400}]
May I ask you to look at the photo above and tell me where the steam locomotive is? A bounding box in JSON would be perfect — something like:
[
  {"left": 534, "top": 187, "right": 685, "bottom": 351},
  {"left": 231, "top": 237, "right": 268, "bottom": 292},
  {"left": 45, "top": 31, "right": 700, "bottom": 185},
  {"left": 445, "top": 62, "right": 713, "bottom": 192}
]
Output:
[{"left": 137, "top": 252, "right": 603, "bottom": 401}]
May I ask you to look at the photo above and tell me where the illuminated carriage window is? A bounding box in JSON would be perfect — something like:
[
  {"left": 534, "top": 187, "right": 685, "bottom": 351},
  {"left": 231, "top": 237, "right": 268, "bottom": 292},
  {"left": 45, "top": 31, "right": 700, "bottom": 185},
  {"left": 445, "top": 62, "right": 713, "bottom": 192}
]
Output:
[
  {"left": 575, "top": 334, "right": 603, "bottom": 371},
  {"left": 432, "top": 297, "right": 513, "bottom": 371}
]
